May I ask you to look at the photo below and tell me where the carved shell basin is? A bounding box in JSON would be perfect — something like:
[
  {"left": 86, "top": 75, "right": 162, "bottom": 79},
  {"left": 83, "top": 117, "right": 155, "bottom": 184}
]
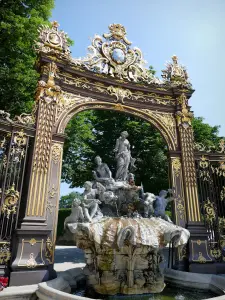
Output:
[
  {"left": 68, "top": 217, "right": 190, "bottom": 249},
  {"left": 111, "top": 48, "right": 126, "bottom": 64}
]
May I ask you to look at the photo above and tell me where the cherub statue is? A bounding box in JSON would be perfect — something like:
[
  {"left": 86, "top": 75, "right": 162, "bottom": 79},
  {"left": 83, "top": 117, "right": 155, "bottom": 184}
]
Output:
[
  {"left": 143, "top": 192, "right": 156, "bottom": 218},
  {"left": 154, "top": 189, "right": 174, "bottom": 222},
  {"left": 64, "top": 198, "right": 84, "bottom": 229},
  {"left": 82, "top": 181, "right": 103, "bottom": 222}
]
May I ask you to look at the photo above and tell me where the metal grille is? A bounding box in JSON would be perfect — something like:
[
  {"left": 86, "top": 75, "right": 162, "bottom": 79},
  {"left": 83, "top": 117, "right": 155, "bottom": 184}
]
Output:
[
  {"left": 196, "top": 156, "right": 225, "bottom": 262},
  {"left": 0, "top": 129, "right": 29, "bottom": 269}
]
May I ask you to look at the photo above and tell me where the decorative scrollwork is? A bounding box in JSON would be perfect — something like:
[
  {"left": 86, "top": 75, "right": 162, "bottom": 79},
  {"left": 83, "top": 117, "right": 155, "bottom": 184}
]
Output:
[
  {"left": 210, "top": 247, "right": 222, "bottom": 260},
  {"left": 14, "top": 113, "right": 35, "bottom": 127},
  {"left": 197, "top": 252, "right": 206, "bottom": 263},
  {"left": 0, "top": 243, "right": 11, "bottom": 265},
  {"left": 194, "top": 139, "right": 225, "bottom": 154},
  {"left": 199, "top": 156, "right": 211, "bottom": 182},
  {"left": 162, "top": 56, "right": 191, "bottom": 88},
  {"left": 176, "top": 94, "right": 193, "bottom": 128},
  {"left": 26, "top": 253, "right": 37, "bottom": 269},
  {"left": 144, "top": 109, "right": 177, "bottom": 147},
  {"left": 51, "top": 144, "right": 63, "bottom": 164},
  {"left": 0, "top": 110, "right": 13, "bottom": 123},
  {"left": 13, "top": 130, "right": 27, "bottom": 147},
  {"left": 107, "top": 86, "right": 132, "bottom": 103},
  {"left": 45, "top": 237, "right": 54, "bottom": 263},
  {"left": 70, "top": 24, "right": 162, "bottom": 85},
  {"left": 35, "top": 21, "right": 70, "bottom": 58},
  {"left": 203, "top": 198, "right": 216, "bottom": 224},
  {"left": 1, "top": 184, "right": 19, "bottom": 218},
  {"left": 221, "top": 187, "right": 225, "bottom": 201},
  {"left": 171, "top": 157, "right": 181, "bottom": 176}
]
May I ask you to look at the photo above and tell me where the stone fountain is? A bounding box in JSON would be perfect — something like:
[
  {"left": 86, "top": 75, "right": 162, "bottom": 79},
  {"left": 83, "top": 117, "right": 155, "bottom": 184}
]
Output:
[{"left": 65, "top": 131, "right": 190, "bottom": 295}]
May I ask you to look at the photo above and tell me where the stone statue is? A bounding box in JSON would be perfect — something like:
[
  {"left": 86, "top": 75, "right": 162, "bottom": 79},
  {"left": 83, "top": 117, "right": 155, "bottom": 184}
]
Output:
[
  {"left": 154, "top": 189, "right": 174, "bottom": 222},
  {"left": 64, "top": 198, "right": 84, "bottom": 229},
  {"left": 93, "top": 155, "right": 113, "bottom": 185},
  {"left": 114, "top": 131, "right": 135, "bottom": 181},
  {"left": 143, "top": 193, "right": 156, "bottom": 218},
  {"left": 65, "top": 131, "right": 191, "bottom": 296},
  {"left": 83, "top": 181, "right": 103, "bottom": 222}
]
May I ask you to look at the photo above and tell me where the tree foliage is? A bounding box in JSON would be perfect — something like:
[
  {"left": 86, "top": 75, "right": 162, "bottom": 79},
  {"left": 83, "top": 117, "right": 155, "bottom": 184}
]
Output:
[
  {"left": 62, "top": 110, "right": 168, "bottom": 194},
  {"left": 59, "top": 191, "right": 83, "bottom": 208},
  {"left": 192, "top": 117, "right": 222, "bottom": 147},
  {"left": 62, "top": 110, "right": 223, "bottom": 194},
  {"left": 0, "top": 0, "right": 54, "bottom": 115}
]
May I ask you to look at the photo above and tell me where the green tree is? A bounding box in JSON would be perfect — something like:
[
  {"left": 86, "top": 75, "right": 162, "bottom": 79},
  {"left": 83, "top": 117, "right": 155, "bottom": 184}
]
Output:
[
  {"left": 59, "top": 191, "right": 83, "bottom": 209},
  {"left": 192, "top": 117, "right": 222, "bottom": 147},
  {"left": 0, "top": 0, "right": 54, "bottom": 115},
  {"left": 62, "top": 110, "right": 223, "bottom": 194},
  {"left": 62, "top": 110, "right": 169, "bottom": 194}
]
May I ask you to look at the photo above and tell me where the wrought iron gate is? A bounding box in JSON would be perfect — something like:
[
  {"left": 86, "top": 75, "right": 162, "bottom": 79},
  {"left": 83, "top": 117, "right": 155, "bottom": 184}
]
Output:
[
  {"left": 0, "top": 113, "right": 34, "bottom": 275},
  {"left": 195, "top": 142, "right": 225, "bottom": 263}
]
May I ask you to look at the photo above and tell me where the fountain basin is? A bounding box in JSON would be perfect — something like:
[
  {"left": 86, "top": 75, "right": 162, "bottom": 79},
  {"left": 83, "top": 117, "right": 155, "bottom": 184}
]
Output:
[
  {"left": 68, "top": 217, "right": 190, "bottom": 295},
  {"left": 34, "top": 267, "right": 225, "bottom": 300}
]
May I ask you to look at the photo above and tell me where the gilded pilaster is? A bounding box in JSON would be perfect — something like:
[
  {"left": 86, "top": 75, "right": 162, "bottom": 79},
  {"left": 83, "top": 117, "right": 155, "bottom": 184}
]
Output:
[
  {"left": 176, "top": 94, "right": 201, "bottom": 222},
  {"left": 25, "top": 63, "right": 62, "bottom": 218},
  {"left": 170, "top": 156, "right": 186, "bottom": 227}
]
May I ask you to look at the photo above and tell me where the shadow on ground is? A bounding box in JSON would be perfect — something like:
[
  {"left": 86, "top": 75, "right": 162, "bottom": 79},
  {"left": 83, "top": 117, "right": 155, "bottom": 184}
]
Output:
[{"left": 54, "top": 246, "right": 85, "bottom": 264}]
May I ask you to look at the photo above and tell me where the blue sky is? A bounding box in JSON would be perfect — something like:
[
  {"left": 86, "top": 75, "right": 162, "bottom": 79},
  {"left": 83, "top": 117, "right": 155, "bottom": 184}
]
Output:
[{"left": 51, "top": 0, "right": 225, "bottom": 196}]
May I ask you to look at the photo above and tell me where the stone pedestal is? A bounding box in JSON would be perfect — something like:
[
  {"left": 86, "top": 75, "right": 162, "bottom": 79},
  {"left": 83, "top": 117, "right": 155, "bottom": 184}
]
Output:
[
  {"left": 10, "top": 229, "right": 52, "bottom": 286},
  {"left": 187, "top": 222, "right": 215, "bottom": 273}
]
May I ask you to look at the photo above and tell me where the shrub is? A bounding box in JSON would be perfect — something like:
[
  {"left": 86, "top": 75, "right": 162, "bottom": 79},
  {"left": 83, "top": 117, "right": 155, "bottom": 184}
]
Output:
[{"left": 57, "top": 208, "right": 71, "bottom": 237}]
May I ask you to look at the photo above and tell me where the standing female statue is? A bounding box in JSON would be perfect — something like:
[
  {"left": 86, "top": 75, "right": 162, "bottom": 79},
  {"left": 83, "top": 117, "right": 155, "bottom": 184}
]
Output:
[{"left": 114, "top": 131, "right": 134, "bottom": 181}]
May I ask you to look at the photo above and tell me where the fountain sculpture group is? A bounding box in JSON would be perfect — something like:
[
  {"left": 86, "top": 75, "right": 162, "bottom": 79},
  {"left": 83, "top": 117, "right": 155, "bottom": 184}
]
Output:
[{"left": 65, "top": 131, "right": 190, "bottom": 295}]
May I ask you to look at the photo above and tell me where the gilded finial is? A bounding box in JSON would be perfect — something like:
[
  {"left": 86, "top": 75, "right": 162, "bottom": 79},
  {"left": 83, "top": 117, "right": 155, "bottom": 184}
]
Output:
[{"left": 103, "top": 23, "right": 131, "bottom": 45}]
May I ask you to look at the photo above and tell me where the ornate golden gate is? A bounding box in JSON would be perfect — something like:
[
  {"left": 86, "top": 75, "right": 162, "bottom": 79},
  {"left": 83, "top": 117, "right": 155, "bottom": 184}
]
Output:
[{"left": 0, "top": 22, "right": 223, "bottom": 285}]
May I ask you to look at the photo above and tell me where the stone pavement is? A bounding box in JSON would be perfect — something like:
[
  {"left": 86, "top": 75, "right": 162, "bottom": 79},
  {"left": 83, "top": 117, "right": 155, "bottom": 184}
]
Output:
[{"left": 54, "top": 246, "right": 85, "bottom": 273}]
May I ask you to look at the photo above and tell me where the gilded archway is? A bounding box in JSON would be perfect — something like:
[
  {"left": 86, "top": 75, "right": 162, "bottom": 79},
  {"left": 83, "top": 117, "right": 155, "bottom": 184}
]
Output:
[{"left": 6, "top": 22, "right": 208, "bottom": 285}]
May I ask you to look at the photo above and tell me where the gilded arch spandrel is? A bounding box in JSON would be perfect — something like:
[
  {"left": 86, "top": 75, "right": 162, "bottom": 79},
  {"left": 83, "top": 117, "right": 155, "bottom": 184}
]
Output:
[{"left": 53, "top": 93, "right": 178, "bottom": 151}]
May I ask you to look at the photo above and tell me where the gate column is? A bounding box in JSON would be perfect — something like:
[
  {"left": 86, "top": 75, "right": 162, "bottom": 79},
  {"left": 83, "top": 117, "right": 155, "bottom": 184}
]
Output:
[
  {"left": 176, "top": 94, "right": 214, "bottom": 273},
  {"left": 10, "top": 64, "right": 64, "bottom": 285}
]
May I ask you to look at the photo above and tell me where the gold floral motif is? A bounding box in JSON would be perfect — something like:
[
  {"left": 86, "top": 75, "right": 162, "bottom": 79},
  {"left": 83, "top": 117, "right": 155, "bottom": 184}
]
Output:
[
  {"left": 114, "top": 103, "right": 125, "bottom": 111},
  {"left": 203, "top": 198, "right": 216, "bottom": 223},
  {"left": 0, "top": 242, "right": 11, "bottom": 264},
  {"left": 45, "top": 237, "right": 54, "bottom": 263},
  {"left": 218, "top": 139, "right": 225, "bottom": 153},
  {"left": 220, "top": 239, "right": 225, "bottom": 248},
  {"left": 29, "top": 239, "right": 37, "bottom": 246},
  {"left": 26, "top": 253, "right": 37, "bottom": 269},
  {"left": 172, "top": 157, "right": 181, "bottom": 176},
  {"left": 144, "top": 109, "right": 177, "bottom": 147},
  {"left": 210, "top": 248, "right": 221, "bottom": 259},
  {"left": 198, "top": 252, "right": 206, "bottom": 263},
  {"left": 220, "top": 187, "right": 225, "bottom": 201},
  {"left": 199, "top": 155, "right": 209, "bottom": 168},
  {"left": 107, "top": 86, "right": 132, "bottom": 104},
  {"left": 51, "top": 144, "right": 62, "bottom": 164},
  {"left": 58, "top": 73, "right": 176, "bottom": 106},
  {"left": 176, "top": 94, "right": 193, "bottom": 128},
  {"left": 1, "top": 184, "right": 19, "bottom": 218},
  {"left": 219, "top": 161, "right": 225, "bottom": 170},
  {"left": 13, "top": 130, "right": 27, "bottom": 147}
]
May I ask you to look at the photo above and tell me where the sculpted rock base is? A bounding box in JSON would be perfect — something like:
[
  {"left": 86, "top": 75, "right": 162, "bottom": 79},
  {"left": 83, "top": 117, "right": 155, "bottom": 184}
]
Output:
[{"left": 68, "top": 217, "right": 189, "bottom": 295}]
